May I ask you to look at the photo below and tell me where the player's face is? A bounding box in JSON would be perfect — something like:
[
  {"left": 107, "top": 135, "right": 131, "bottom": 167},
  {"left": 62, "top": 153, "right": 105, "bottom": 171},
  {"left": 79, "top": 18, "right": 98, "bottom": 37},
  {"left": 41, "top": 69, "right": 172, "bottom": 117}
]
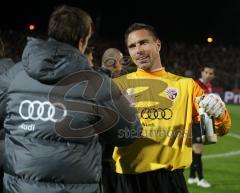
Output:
[
  {"left": 127, "top": 29, "right": 161, "bottom": 71},
  {"left": 201, "top": 67, "right": 215, "bottom": 83}
]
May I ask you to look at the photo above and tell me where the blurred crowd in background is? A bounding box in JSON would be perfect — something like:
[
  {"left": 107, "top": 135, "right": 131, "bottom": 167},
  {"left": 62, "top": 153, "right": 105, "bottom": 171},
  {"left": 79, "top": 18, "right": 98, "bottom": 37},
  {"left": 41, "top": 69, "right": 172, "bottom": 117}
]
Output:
[{"left": 1, "top": 29, "right": 240, "bottom": 91}]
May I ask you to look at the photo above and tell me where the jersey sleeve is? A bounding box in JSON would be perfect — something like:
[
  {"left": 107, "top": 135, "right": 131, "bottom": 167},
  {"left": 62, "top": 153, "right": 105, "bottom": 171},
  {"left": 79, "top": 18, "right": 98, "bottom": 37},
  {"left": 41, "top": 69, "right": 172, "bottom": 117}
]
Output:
[
  {"left": 192, "top": 80, "right": 231, "bottom": 136},
  {"left": 192, "top": 80, "right": 205, "bottom": 123},
  {"left": 214, "top": 109, "right": 231, "bottom": 136}
]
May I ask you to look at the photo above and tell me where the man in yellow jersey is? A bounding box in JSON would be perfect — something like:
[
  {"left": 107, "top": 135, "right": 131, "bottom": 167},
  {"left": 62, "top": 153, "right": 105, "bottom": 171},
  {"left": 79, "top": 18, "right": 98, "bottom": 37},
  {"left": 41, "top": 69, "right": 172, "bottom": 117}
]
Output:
[{"left": 112, "top": 23, "right": 231, "bottom": 193}]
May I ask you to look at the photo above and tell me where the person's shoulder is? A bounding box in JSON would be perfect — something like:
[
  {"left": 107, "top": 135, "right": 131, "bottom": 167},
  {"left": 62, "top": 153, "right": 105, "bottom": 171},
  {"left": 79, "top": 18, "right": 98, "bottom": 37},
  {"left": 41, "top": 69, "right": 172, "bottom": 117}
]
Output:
[
  {"left": 115, "top": 71, "right": 136, "bottom": 79},
  {"left": 0, "top": 58, "right": 15, "bottom": 65},
  {"left": 195, "top": 79, "right": 204, "bottom": 86},
  {"left": 166, "top": 71, "right": 194, "bottom": 83},
  {"left": 0, "top": 58, "right": 15, "bottom": 74}
]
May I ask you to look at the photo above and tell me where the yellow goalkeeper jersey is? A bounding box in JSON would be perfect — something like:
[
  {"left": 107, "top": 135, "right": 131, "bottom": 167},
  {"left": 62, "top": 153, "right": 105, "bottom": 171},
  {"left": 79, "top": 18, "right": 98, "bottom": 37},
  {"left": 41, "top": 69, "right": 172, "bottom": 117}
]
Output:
[{"left": 113, "top": 68, "right": 231, "bottom": 174}]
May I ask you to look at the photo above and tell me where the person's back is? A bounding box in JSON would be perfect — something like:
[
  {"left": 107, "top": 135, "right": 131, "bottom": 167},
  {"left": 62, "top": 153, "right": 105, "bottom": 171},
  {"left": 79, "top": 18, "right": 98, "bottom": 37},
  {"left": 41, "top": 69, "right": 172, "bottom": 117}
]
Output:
[
  {"left": 0, "top": 37, "right": 15, "bottom": 193},
  {"left": 2, "top": 6, "right": 141, "bottom": 193},
  {"left": 4, "top": 37, "right": 102, "bottom": 193}
]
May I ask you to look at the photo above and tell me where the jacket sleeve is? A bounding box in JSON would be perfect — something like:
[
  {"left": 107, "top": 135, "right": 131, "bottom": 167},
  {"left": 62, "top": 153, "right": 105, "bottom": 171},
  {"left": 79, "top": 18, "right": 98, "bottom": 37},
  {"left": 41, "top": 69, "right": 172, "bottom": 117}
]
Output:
[
  {"left": 0, "top": 63, "right": 22, "bottom": 127},
  {"left": 99, "top": 74, "right": 142, "bottom": 146}
]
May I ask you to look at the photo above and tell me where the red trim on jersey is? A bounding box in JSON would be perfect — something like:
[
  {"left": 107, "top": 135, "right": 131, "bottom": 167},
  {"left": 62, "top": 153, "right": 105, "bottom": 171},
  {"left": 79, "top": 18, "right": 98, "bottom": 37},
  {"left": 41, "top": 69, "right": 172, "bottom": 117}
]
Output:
[{"left": 195, "top": 79, "right": 212, "bottom": 94}]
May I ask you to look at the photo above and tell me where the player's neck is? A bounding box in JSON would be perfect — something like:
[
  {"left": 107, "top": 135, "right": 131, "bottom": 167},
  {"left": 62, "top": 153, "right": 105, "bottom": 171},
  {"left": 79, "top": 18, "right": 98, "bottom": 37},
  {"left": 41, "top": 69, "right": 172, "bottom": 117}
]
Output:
[
  {"left": 150, "top": 67, "right": 164, "bottom": 72},
  {"left": 199, "top": 78, "right": 209, "bottom": 85},
  {"left": 149, "top": 59, "right": 163, "bottom": 72}
]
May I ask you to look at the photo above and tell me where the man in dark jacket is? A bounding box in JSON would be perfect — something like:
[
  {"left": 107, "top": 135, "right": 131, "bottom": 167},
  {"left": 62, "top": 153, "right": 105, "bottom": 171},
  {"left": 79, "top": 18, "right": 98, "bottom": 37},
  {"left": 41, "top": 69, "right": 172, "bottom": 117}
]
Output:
[
  {"left": 0, "top": 5, "right": 141, "bottom": 193},
  {"left": 0, "top": 37, "right": 15, "bottom": 192}
]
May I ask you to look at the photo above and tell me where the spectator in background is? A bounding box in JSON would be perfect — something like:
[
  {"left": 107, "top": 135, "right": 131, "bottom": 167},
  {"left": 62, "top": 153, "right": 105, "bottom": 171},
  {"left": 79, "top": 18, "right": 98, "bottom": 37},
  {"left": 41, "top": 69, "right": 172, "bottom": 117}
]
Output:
[
  {"left": 84, "top": 46, "right": 94, "bottom": 67},
  {"left": 195, "top": 65, "right": 215, "bottom": 93},
  {"left": 101, "top": 48, "right": 124, "bottom": 77},
  {"left": 0, "top": 5, "right": 141, "bottom": 193},
  {"left": 188, "top": 65, "right": 215, "bottom": 188},
  {"left": 100, "top": 47, "right": 126, "bottom": 193}
]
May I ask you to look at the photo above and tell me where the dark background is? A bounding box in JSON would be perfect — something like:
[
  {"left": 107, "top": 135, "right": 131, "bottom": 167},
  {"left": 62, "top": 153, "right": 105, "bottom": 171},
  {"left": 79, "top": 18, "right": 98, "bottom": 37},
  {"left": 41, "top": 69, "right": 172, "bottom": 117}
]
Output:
[{"left": 1, "top": 0, "right": 240, "bottom": 45}]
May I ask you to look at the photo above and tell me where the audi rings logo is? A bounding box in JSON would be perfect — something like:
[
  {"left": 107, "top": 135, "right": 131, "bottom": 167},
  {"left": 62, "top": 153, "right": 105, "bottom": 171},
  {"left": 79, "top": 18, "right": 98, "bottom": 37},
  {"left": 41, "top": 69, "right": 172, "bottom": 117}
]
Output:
[
  {"left": 19, "top": 100, "right": 67, "bottom": 122},
  {"left": 140, "top": 108, "right": 173, "bottom": 120}
]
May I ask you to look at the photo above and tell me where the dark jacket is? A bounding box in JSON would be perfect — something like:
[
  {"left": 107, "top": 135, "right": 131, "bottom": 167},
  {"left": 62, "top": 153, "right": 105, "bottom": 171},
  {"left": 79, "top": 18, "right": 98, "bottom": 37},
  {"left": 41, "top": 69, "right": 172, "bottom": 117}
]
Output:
[
  {"left": 0, "top": 57, "right": 15, "bottom": 130},
  {"left": 0, "top": 58, "right": 15, "bottom": 75},
  {"left": 0, "top": 37, "right": 141, "bottom": 193},
  {"left": 0, "top": 58, "right": 15, "bottom": 190}
]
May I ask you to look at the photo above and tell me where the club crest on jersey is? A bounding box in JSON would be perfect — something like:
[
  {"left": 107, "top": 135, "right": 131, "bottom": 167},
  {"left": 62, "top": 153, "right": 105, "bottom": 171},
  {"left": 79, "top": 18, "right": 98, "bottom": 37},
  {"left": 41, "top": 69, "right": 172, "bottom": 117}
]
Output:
[{"left": 165, "top": 87, "right": 178, "bottom": 101}]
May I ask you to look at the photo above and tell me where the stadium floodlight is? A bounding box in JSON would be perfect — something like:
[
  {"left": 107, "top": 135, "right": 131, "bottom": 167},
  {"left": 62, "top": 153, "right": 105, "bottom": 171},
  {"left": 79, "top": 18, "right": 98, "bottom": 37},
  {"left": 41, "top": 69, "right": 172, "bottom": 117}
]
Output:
[
  {"left": 28, "top": 24, "right": 36, "bottom": 31},
  {"left": 207, "top": 37, "right": 213, "bottom": 43}
]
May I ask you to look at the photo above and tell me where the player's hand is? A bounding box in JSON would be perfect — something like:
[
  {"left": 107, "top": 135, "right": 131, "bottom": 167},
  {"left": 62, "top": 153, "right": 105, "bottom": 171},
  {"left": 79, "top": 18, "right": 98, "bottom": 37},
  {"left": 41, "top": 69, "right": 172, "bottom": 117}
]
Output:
[{"left": 197, "top": 94, "right": 225, "bottom": 118}]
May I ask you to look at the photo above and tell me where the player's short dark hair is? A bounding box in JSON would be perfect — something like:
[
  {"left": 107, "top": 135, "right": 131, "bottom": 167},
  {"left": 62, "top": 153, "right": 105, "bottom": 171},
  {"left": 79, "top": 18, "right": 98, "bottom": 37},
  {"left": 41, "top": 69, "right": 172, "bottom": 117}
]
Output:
[
  {"left": 200, "top": 64, "right": 215, "bottom": 72},
  {"left": 124, "top": 23, "right": 159, "bottom": 45},
  {"left": 48, "top": 5, "right": 92, "bottom": 48}
]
